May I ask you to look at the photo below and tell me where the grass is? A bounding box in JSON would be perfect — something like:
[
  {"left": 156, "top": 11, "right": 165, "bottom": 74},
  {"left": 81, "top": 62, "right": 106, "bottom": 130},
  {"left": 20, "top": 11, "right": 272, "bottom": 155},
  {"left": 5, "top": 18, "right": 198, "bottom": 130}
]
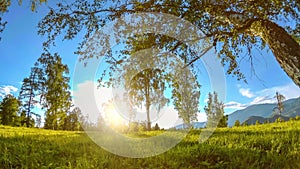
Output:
[{"left": 0, "top": 120, "right": 300, "bottom": 169}]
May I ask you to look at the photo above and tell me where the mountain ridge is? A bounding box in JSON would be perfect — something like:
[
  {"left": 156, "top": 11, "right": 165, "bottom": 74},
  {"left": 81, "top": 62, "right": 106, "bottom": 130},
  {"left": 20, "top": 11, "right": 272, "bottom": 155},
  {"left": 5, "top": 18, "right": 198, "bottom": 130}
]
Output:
[
  {"left": 173, "top": 97, "right": 300, "bottom": 129},
  {"left": 228, "top": 97, "right": 300, "bottom": 126},
  {"left": 243, "top": 114, "right": 291, "bottom": 125}
]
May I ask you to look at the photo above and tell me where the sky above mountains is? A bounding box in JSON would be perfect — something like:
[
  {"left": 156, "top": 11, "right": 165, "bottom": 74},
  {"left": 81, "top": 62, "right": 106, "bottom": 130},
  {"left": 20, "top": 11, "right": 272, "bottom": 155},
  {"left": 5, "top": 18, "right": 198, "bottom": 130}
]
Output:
[{"left": 0, "top": 1, "right": 300, "bottom": 125}]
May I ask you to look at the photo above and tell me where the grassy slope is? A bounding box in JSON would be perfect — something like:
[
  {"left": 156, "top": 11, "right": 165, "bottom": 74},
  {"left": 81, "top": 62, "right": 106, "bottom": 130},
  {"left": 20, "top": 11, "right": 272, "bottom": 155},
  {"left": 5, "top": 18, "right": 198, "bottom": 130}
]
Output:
[{"left": 1, "top": 121, "right": 300, "bottom": 169}]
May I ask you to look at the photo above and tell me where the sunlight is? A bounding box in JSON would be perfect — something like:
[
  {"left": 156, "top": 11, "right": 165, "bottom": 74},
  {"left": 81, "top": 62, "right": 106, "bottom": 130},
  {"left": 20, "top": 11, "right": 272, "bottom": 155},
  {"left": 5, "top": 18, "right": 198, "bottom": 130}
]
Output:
[{"left": 103, "top": 103, "right": 127, "bottom": 129}]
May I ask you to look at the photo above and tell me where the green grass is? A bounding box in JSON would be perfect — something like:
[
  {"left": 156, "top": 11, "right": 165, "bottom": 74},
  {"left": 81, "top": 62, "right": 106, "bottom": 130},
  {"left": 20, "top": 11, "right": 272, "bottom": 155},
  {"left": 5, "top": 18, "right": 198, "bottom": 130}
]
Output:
[{"left": 1, "top": 120, "right": 300, "bottom": 169}]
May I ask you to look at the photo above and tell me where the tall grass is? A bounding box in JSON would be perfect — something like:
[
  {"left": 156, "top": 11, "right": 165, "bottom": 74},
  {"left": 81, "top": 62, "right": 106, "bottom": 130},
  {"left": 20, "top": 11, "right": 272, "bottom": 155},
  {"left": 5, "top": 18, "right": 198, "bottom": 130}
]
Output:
[{"left": 0, "top": 120, "right": 299, "bottom": 168}]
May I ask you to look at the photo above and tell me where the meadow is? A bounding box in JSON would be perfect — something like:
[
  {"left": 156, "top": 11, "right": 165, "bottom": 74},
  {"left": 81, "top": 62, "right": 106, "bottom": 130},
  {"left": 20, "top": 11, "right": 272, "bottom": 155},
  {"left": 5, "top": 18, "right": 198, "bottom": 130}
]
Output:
[{"left": 1, "top": 120, "right": 300, "bottom": 169}]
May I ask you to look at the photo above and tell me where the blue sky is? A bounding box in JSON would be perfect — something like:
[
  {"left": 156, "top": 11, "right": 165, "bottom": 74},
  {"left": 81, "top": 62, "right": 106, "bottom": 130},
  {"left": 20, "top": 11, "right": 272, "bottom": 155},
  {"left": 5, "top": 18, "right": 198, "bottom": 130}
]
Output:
[{"left": 0, "top": 1, "right": 300, "bottom": 125}]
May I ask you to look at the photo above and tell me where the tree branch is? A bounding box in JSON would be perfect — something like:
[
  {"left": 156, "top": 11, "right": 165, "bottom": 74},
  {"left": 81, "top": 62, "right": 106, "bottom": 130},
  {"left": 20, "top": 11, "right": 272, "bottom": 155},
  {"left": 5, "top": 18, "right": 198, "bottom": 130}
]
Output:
[{"left": 183, "top": 45, "right": 214, "bottom": 68}]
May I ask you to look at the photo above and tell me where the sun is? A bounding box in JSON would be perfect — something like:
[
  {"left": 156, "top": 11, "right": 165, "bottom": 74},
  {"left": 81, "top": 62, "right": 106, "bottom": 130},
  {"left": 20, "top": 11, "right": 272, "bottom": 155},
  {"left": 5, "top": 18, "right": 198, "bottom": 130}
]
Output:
[{"left": 103, "top": 103, "right": 126, "bottom": 128}]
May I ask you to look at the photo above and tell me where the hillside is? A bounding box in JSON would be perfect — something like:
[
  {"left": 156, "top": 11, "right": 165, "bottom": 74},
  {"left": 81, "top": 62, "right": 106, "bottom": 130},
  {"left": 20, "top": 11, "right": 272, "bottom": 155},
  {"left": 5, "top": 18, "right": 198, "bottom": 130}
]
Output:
[
  {"left": 243, "top": 114, "right": 291, "bottom": 125},
  {"left": 228, "top": 97, "right": 300, "bottom": 126}
]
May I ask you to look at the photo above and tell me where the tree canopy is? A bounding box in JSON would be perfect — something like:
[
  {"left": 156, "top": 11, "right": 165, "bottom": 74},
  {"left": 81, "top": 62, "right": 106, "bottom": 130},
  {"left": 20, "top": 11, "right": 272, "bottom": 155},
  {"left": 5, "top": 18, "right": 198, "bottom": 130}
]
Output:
[
  {"left": 37, "top": 0, "right": 300, "bottom": 87},
  {"left": 274, "top": 92, "right": 286, "bottom": 115},
  {"left": 204, "top": 92, "right": 227, "bottom": 128},
  {"left": 0, "top": 94, "right": 20, "bottom": 126},
  {"left": 38, "top": 53, "right": 72, "bottom": 130},
  {"left": 19, "top": 64, "right": 45, "bottom": 127},
  {"left": 172, "top": 65, "right": 200, "bottom": 127}
]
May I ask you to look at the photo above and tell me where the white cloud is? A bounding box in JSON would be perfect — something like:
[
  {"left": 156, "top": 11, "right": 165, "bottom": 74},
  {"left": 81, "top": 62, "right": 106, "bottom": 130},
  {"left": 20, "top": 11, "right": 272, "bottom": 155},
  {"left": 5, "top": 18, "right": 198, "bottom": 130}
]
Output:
[
  {"left": 0, "top": 85, "right": 18, "bottom": 98},
  {"left": 250, "top": 96, "right": 274, "bottom": 105},
  {"left": 72, "top": 81, "right": 113, "bottom": 123},
  {"left": 239, "top": 88, "right": 255, "bottom": 98},
  {"left": 224, "top": 101, "right": 247, "bottom": 109},
  {"left": 197, "top": 112, "right": 207, "bottom": 122},
  {"left": 229, "top": 83, "right": 300, "bottom": 109},
  {"left": 257, "top": 83, "right": 300, "bottom": 101},
  {"left": 248, "top": 83, "right": 300, "bottom": 106},
  {"left": 204, "top": 98, "right": 209, "bottom": 103}
]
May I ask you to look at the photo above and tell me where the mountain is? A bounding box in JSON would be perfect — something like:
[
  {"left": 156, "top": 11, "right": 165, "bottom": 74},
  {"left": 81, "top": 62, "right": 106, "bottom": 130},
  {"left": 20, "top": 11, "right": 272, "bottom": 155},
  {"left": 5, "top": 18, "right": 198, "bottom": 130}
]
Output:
[
  {"left": 243, "top": 114, "right": 291, "bottom": 125},
  {"left": 193, "top": 122, "right": 206, "bottom": 128},
  {"left": 228, "top": 97, "right": 300, "bottom": 126},
  {"left": 243, "top": 116, "right": 266, "bottom": 125},
  {"left": 174, "top": 121, "right": 206, "bottom": 129}
]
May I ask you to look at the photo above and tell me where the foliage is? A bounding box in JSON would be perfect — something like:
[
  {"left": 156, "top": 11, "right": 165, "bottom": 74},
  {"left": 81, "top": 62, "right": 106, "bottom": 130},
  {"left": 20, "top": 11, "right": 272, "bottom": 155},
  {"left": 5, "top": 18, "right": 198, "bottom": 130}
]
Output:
[
  {"left": 171, "top": 65, "right": 200, "bottom": 127},
  {"left": 37, "top": 0, "right": 300, "bottom": 86},
  {"left": 15, "top": 52, "right": 80, "bottom": 130},
  {"left": 274, "top": 92, "right": 286, "bottom": 115},
  {"left": 0, "top": 120, "right": 300, "bottom": 168},
  {"left": 0, "top": 0, "right": 10, "bottom": 13},
  {"left": 0, "top": 94, "right": 20, "bottom": 126},
  {"left": 275, "top": 117, "right": 284, "bottom": 123},
  {"left": 63, "top": 107, "right": 83, "bottom": 131},
  {"left": 0, "top": 0, "right": 47, "bottom": 12},
  {"left": 242, "top": 122, "right": 248, "bottom": 127},
  {"left": 126, "top": 121, "right": 148, "bottom": 133},
  {"left": 99, "top": 34, "right": 200, "bottom": 131},
  {"left": 205, "top": 92, "right": 227, "bottom": 128},
  {"left": 126, "top": 68, "right": 168, "bottom": 130},
  {"left": 102, "top": 39, "right": 174, "bottom": 131},
  {"left": 154, "top": 123, "right": 160, "bottom": 130},
  {"left": 17, "top": 110, "right": 35, "bottom": 127},
  {"left": 0, "top": 0, "right": 10, "bottom": 40},
  {"left": 19, "top": 64, "right": 45, "bottom": 127},
  {"left": 218, "top": 115, "right": 228, "bottom": 128},
  {"left": 233, "top": 120, "right": 240, "bottom": 127},
  {"left": 255, "top": 120, "right": 260, "bottom": 125},
  {"left": 38, "top": 53, "right": 72, "bottom": 130}
]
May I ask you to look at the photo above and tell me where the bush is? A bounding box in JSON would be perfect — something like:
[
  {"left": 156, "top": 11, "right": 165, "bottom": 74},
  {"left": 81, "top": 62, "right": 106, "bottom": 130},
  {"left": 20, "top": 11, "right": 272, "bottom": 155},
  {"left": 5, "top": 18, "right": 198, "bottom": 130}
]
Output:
[
  {"left": 154, "top": 123, "right": 160, "bottom": 130},
  {"left": 233, "top": 120, "right": 240, "bottom": 127}
]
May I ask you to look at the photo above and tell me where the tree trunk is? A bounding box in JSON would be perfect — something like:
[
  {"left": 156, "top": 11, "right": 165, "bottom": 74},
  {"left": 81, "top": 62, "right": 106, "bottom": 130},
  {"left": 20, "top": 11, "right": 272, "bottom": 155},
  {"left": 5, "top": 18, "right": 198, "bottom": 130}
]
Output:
[
  {"left": 146, "top": 83, "right": 151, "bottom": 131},
  {"left": 146, "top": 102, "right": 151, "bottom": 131},
  {"left": 26, "top": 86, "right": 33, "bottom": 127},
  {"left": 250, "top": 20, "right": 300, "bottom": 87}
]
